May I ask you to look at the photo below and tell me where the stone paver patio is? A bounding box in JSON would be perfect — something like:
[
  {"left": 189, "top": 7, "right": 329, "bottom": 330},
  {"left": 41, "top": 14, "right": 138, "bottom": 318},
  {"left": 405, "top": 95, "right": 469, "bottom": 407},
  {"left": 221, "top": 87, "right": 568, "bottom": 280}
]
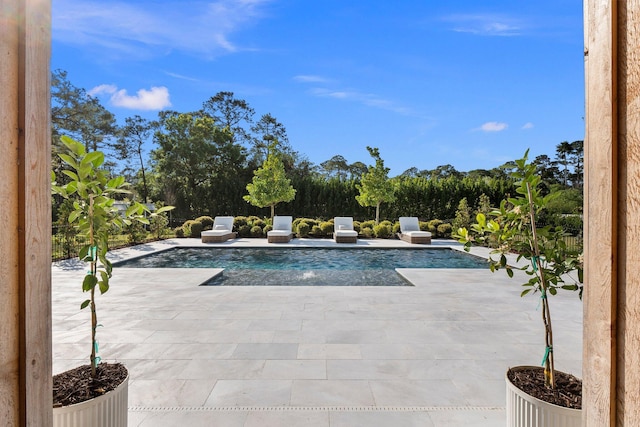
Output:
[{"left": 52, "top": 238, "right": 583, "bottom": 426}]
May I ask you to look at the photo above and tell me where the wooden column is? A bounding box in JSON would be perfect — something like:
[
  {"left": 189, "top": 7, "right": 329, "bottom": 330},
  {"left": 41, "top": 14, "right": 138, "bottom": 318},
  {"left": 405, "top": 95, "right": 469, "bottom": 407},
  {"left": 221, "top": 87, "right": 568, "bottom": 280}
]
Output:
[
  {"left": 584, "top": 1, "right": 640, "bottom": 425},
  {"left": 0, "top": 0, "right": 52, "bottom": 426}
]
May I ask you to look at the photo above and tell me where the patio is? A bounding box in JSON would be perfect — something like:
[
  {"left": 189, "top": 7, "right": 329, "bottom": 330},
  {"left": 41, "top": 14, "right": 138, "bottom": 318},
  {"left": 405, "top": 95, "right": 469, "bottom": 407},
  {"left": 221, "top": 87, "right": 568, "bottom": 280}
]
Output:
[{"left": 52, "top": 238, "right": 583, "bottom": 426}]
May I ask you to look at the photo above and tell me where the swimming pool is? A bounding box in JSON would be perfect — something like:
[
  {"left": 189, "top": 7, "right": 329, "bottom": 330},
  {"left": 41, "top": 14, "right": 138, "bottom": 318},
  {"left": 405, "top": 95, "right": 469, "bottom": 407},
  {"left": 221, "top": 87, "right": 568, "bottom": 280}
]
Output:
[{"left": 114, "top": 247, "right": 487, "bottom": 286}]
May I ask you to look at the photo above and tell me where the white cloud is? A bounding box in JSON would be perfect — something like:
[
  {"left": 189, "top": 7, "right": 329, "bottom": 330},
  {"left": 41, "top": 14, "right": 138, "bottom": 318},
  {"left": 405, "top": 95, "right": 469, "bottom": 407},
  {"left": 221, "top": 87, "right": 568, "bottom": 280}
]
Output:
[
  {"left": 90, "top": 84, "right": 171, "bottom": 110},
  {"left": 442, "top": 14, "right": 523, "bottom": 36},
  {"left": 111, "top": 87, "right": 172, "bottom": 110},
  {"left": 522, "top": 122, "right": 534, "bottom": 130},
  {"left": 88, "top": 84, "right": 117, "bottom": 97},
  {"left": 52, "top": 0, "right": 272, "bottom": 59},
  {"left": 478, "top": 121, "right": 508, "bottom": 132}
]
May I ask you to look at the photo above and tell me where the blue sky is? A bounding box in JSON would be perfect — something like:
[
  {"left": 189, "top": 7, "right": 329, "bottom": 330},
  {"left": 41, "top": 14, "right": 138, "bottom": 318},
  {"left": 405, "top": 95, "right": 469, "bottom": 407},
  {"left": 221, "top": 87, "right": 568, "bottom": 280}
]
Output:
[{"left": 52, "top": 0, "right": 585, "bottom": 176}]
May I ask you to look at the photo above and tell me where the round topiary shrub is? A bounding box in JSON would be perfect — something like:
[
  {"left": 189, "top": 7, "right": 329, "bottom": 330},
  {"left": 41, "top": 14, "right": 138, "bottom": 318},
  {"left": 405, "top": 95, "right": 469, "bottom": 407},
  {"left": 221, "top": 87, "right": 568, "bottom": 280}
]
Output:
[
  {"left": 360, "top": 220, "right": 376, "bottom": 230},
  {"left": 311, "top": 225, "right": 323, "bottom": 236},
  {"left": 297, "top": 221, "right": 310, "bottom": 237},
  {"left": 427, "top": 219, "right": 443, "bottom": 234},
  {"left": 373, "top": 223, "right": 392, "bottom": 239},
  {"left": 264, "top": 224, "right": 273, "bottom": 233},
  {"left": 353, "top": 221, "right": 361, "bottom": 233},
  {"left": 437, "top": 223, "right": 453, "bottom": 238},
  {"left": 392, "top": 221, "right": 401, "bottom": 234},
  {"left": 238, "top": 224, "right": 252, "bottom": 237},
  {"left": 189, "top": 221, "right": 203, "bottom": 238},
  {"left": 252, "top": 218, "right": 266, "bottom": 228},
  {"left": 250, "top": 225, "right": 264, "bottom": 237},
  {"left": 360, "top": 227, "right": 373, "bottom": 238},
  {"left": 175, "top": 226, "right": 185, "bottom": 238},
  {"left": 195, "top": 216, "right": 214, "bottom": 230},
  {"left": 320, "top": 221, "right": 334, "bottom": 235},
  {"left": 234, "top": 216, "right": 248, "bottom": 229}
]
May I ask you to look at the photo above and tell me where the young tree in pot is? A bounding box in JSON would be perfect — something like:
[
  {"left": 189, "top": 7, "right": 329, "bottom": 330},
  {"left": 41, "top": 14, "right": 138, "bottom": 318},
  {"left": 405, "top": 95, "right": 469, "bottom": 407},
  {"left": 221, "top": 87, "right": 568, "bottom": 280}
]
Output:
[
  {"left": 454, "top": 150, "right": 583, "bottom": 409},
  {"left": 51, "top": 136, "right": 172, "bottom": 411}
]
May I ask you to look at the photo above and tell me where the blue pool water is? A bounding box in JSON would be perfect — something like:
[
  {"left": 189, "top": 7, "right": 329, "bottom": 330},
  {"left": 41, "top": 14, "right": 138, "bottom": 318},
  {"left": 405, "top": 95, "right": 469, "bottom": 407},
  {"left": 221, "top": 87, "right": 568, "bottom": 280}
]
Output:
[{"left": 114, "top": 247, "right": 486, "bottom": 286}]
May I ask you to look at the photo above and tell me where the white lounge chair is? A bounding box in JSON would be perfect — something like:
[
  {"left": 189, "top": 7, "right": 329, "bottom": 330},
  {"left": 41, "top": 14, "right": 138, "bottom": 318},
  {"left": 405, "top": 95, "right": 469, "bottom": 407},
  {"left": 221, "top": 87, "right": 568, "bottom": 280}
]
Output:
[
  {"left": 398, "top": 217, "right": 432, "bottom": 244},
  {"left": 201, "top": 216, "right": 237, "bottom": 243},
  {"left": 333, "top": 217, "right": 358, "bottom": 243},
  {"left": 267, "top": 216, "right": 294, "bottom": 243}
]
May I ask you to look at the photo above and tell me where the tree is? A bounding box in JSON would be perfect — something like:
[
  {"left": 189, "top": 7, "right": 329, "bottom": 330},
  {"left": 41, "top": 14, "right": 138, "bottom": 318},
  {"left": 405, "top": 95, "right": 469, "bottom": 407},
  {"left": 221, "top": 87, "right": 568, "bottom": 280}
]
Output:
[
  {"left": 555, "top": 141, "right": 573, "bottom": 187},
  {"left": 201, "top": 91, "right": 254, "bottom": 147},
  {"left": 427, "top": 164, "right": 463, "bottom": 180},
  {"left": 356, "top": 146, "right": 396, "bottom": 224},
  {"left": 348, "top": 161, "right": 368, "bottom": 180},
  {"left": 250, "top": 113, "right": 290, "bottom": 165},
  {"left": 455, "top": 150, "right": 582, "bottom": 391},
  {"left": 243, "top": 142, "right": 296, "bottom": 221},
  {"left": 320, "top": 155, "right": 349, "bottom": 180},
  {"left": 568, "top": 140, "right": 584, "bottom": 189},
  {"left": 51, "top": 69, "right": 118, "bottom": 154},
  {"left": 151, "top": 111, "right": 244, "bottom": 217},
  {"left": 115, "top": 115, "right": 154, "bottom": 202}
]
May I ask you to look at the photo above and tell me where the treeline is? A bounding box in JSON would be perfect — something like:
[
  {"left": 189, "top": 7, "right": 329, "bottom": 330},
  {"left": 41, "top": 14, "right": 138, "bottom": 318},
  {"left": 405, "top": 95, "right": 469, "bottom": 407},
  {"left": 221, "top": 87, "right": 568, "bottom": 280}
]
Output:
[{"left": 51, "top": 70, "right": 582, "bottom": 224}]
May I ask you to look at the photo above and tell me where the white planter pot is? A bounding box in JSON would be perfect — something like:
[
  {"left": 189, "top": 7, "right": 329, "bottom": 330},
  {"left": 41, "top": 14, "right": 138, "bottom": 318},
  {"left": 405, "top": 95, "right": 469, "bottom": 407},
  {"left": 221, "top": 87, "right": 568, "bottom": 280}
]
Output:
[
  {"left": 53, "top": 374, "right": 128, "bottom": 427},
  {"left": 506, "top": 366, "right": 581, "bottom": 427}
]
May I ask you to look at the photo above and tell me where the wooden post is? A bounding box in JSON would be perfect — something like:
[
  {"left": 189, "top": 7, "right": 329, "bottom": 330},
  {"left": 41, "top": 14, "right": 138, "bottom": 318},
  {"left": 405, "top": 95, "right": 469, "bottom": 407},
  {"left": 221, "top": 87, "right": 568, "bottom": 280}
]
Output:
[
  {"left": 0, "top": 0, "right": 52, "bottom": 426},
  {"left": 584, "top": 1, "right": 640, "bottom": 425}
]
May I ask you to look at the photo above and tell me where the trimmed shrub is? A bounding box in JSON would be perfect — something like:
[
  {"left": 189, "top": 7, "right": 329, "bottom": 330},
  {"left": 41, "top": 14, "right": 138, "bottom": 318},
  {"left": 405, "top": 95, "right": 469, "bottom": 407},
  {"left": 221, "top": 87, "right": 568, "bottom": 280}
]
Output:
[
  {"left": 311, "top": 225, "right": 323, "bottom": 236},
  {"left": 392, "top": 221, "right": 401, "bottom": 234},
  {"left": 360, "top": 227, "right": 373, "bottom": 238},
  {"left": 188, "top": 221, "right": 203, "bottom": 238},
  {"left": 437, "top": 223, "right": 452, "bottom": 238},
  {"left": 238, "top": 224, "right": 252, "bottom": 237},
  {"left": 373, "top": 223, "right": 392, "bottom": 238},
  {"left": 195, "top": 215, "right": 214, "bottom": 230},
  {"left": 252, "top": 218, "right": 266, "bottom": 228},
  {"left": 264, "top": 224, "right": 273, "bottom": 233},
  {"left": 419, "top": 221, "right": 429, "bottom": 232},
  {"left": 353, "top": 221, "right": 361, "bottom": 233},
  {"left": 320, "top": 221, "right": 334, "bottom": 235},
  {"left": 234, "top": 216, "right": 248, "bottom": 229},
  {"left": 427, "top": 219, "right": 443, "bottom": 234},
  {"left": 297, "top": 221, "right": 310, "bottom": 237},
  {"left": 250, "top": 225, "right": 264, "bottom": 237},
  {"left": 175, "top": 226, "right": 185, "bottom": 238},
  {"left": 247, "top": 215, "right": 261, "bottom": 224},
  {"left": 360, "top": 220, "right": 376, "bottom": 230}
]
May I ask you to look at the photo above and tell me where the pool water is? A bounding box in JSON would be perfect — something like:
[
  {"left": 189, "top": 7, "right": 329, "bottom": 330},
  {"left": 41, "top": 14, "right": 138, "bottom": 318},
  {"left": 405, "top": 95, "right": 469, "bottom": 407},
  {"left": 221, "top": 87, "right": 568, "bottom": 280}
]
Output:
[{"left": 114, "top": 247, "right": 486, "bottom": 286}]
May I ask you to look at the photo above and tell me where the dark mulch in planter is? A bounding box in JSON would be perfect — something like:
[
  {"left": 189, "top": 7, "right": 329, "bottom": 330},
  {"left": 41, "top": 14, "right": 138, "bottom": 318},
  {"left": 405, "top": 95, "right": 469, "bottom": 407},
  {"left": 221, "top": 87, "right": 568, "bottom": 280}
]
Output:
[
  {"left": 508, "top": 366, "right": 582, "bottom": 409},
  {"left": 53, "top": 363, "right": 128, "bottom": 407}
]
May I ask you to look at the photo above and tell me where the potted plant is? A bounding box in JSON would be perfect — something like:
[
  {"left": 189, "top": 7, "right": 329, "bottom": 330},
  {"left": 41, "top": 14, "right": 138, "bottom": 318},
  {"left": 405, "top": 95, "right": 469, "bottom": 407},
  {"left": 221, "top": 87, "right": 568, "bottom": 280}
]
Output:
[
  {"left": 51, "top": 136, "right": 172, "bottom": 426},
  {"left": 455, "top": 151, "right": 583, "bottom": 426}
]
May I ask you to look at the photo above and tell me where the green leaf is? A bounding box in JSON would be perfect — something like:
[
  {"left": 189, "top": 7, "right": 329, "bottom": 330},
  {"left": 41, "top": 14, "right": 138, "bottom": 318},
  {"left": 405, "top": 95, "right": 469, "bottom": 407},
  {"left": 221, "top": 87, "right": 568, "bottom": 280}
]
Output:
[
  {"left": 83, "top": 151, "right": 105, "bottom": 168},
  {"left": 58, "top": 153, "right": 77, "bottom": 169},
  {"left": 82, "top": 274, "right": 98, "bottom": 291},
  {"left": 62, "top": 170, "right": 79, "bottom": 181},
  {"left": 80, "top": 299, "right": 91, "bottom": 309},
  {"left": 98, "top": 280, "right": 109, "bottom": 294},
  {"left": 520, "top": 289, "right": 531, "bottom": 297}
]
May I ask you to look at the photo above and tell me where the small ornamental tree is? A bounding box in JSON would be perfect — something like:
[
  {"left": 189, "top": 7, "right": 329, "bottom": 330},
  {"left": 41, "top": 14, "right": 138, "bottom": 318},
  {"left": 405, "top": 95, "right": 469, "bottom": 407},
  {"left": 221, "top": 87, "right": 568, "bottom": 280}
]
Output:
[
  {"left": 356, "top": 146, "right": 396, "bottom": 224},
  {"left": 243, "top": 142, "right": 296, "bottom": 222},
  {"left": 52, "top": 136, "right": 173, "bottom": 379},
  {"left": 454, "top": 150, "right": 583, "bottom": 391}
]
